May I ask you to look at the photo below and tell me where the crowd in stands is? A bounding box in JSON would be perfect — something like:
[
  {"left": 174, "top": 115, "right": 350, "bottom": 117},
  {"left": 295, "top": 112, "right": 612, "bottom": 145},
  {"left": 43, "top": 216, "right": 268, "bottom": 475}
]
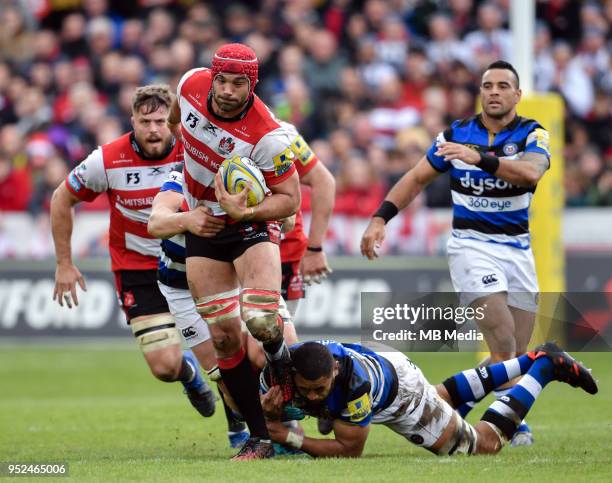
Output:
[{"left": 0, "top": 0, "right": 610, "bottom": 217}]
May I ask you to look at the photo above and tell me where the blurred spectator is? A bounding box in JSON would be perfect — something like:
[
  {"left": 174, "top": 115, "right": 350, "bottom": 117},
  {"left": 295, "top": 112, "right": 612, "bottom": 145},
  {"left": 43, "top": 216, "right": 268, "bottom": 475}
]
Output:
[
  {"left": 0, "top": 148, "right": 32, "bottom": 211},
  {"left": 549, "top": 41, "right": 594, "bottom": 117},
  {"left": 303, "top": 29, "right": 348, "bottom": 101},
  {"left": 369, "top": 74, "right": 420, "bottom": 150},
  {"left": 463, "top": 2, "right": 512, "bottom": 71},
  {"left": 334, "top": 157, "right": 385, "bottom": 217},
  {"left": 0, "top": 0, "right": 608, "bottom": 231}
]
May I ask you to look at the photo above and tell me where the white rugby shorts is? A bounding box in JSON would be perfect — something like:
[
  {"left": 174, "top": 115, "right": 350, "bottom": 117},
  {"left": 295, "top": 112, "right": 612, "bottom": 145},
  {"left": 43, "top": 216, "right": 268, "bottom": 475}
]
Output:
[
  {"left": 447, "top": 236, "right": 539, "bottom": 312},
  {"left": 373, "top": 351, "right": 454, "bottom": 449},
  {"left": 157, "top": 282, "right": 211, "bottom": 347}
]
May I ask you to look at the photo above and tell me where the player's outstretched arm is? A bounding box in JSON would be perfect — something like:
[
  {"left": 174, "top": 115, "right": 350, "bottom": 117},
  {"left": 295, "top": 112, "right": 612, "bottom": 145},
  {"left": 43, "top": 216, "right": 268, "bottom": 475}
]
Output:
[
  {"left": 361, "top": 156, "right": 439, "bottom": 259},
  {"left": 299, "top": 162, "right": 335, "bottom": 282},
  {"left": 50, "top": 182, "right": 86, "bottom": 308},
  {"left": 148, "top": 190, "right": 225, "bottom": 239}
]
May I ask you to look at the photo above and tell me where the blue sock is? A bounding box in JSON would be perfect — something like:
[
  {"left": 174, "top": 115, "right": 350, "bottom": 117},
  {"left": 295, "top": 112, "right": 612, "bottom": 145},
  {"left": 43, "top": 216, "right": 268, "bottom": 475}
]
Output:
[
  {"left": 442, "top": 354, "right": 535, "bottom": 408},
  {"left": 181, "top": 351, "right": 205, "bottom": 391},
  {"left": 481, "top": 357, "right": 553, "bottom": 441}
]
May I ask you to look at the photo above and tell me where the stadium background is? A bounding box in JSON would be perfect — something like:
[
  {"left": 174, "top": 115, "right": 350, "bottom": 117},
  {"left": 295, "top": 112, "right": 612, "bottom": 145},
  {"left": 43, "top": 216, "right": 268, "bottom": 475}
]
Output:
[{"left": 0, "top": 0, "right": 611, "bottom": 480}]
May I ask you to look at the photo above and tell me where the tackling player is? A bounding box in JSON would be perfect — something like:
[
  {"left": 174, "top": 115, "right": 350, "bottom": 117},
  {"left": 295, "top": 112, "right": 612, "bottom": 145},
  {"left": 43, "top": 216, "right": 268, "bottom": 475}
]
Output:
[
  {"left": 50, "top": 85, "right": 216, "bottom": 420},
  {"left": 260, "top": 340, "right": 598, "bottom": 458},
  {"left": 361, "top": 61, "right": 551, "bottom": 445},
  {"left": 168, "top": 43, "right": 303, "bottom": 460}
]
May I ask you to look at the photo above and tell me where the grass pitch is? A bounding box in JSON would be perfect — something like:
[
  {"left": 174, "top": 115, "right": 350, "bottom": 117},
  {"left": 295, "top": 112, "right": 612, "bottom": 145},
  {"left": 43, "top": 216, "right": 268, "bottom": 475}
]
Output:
[{"left": 1, "top": 344, "right": 610, "bottom": 482}]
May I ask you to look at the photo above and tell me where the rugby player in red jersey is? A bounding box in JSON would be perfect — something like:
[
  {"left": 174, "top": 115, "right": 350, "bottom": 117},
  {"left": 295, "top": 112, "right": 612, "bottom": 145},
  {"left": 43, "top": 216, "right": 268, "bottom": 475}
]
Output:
[
  {"left": 168, "top": 43, "right": 303, "bottom": 459},
  {"left": 50, "top": 85, "right": 216, "bottom": 419}
]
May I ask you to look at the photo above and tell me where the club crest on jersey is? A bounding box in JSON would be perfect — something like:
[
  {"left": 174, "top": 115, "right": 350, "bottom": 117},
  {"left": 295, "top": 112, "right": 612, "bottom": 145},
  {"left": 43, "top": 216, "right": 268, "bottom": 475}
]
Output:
[
  {"left": 503, "top": 143, "right": 518, "bottom": 156},
  {"left": 217, "top": 137, "right": 235, "bottom": 156}
]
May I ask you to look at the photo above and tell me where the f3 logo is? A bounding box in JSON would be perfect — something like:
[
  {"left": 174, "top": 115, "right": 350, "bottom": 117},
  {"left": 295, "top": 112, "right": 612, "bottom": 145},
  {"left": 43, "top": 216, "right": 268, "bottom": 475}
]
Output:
[
  {"left": 126, "top": 171, "right": 141, "bottom": 185},
  {"left": 185, "top": 111, "right": 200, "bottom": 129}
]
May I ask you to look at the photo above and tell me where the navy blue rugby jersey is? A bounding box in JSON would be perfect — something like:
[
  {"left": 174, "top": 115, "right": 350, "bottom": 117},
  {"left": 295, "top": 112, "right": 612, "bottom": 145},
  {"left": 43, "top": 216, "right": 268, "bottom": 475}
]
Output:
[
  {"left": 426, "top": 114, "right": 551, "bottom": 249},
  {"left": 261, "top": 341, "right": 399, "bottom": 427}
]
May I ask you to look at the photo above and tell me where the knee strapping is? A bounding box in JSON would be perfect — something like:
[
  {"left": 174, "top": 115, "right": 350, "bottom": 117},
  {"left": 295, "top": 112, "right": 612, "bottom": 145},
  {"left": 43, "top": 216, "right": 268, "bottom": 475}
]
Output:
[
  {"left": 206, "top": 365, "right": 222, "bottom": 382},
  {"left": 240, "top": 288, "right": 282, "bottom": 343},
  {"left": 131, "top": 314, "right": 181, "bottom": 353},
  {"left": 278, "top": 295, "right": 293, "bottom": 325},
  {"left": 195, "top": 288, "right": 240, "bottom": 325},
  {"left": 436, "top": 413, "right": 478, "bottom": 456}
]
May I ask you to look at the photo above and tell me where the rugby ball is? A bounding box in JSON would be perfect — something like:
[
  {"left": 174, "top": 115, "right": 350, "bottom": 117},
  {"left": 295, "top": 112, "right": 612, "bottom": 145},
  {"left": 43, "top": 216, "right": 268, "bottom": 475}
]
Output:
[{"left": 220, "top": 156, "right": 268, "bottom": 207}]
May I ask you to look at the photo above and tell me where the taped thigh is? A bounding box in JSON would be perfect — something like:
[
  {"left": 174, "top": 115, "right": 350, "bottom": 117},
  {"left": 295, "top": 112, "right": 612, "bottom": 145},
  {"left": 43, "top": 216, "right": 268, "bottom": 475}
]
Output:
[
  {"left": 194, "top": 288, "right": 240, "bottom": 325},
  {"left": 131, "top": 313, "right": 181, "bottom": 353},
  {"left": 240, "top": 288, "right": 282, "bottom": 342},
  {"left": 435, "top": 412, "right": 478, "bottom": 456}
]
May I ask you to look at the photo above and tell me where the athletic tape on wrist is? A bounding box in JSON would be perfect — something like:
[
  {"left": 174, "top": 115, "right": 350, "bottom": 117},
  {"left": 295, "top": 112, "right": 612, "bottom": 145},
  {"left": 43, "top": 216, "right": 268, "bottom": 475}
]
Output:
[{"left": 285, "top": 429, "right": 304, "bottom": 449}]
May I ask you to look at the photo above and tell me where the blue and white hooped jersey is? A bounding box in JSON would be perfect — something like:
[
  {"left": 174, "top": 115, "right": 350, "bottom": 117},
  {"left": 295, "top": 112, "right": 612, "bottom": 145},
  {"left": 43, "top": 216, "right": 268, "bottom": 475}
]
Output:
[
  {"left": 157, "top": 168, "right": 189, "bottom": 290},
  {"left": 427, "top": 115, "right": 551, "bottom": 249},
  {"left": 261, "top": 341, "right": 399, "bottom": 427}
]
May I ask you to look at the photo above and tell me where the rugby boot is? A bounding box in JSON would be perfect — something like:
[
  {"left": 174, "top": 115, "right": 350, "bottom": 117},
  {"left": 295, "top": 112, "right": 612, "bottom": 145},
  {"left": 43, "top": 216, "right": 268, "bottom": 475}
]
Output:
[
  {"left": 183, "top": 351, "right": 217, "bottom": 417},
  {"left": 528, "top": 342, "right": 598, "bottom": 394},
  {"left": 510, "top": 422, "right": 534, "bottom": 447},
  {"left": 231, "top": 437, "right": 275, "bottom": 460}
]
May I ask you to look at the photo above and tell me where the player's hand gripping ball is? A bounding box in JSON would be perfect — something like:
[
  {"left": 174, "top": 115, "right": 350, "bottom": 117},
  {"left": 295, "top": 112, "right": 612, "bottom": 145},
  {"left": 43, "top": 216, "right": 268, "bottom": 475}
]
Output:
[{"left": 220, "top": 156, "right": 269, "bottom": 207}]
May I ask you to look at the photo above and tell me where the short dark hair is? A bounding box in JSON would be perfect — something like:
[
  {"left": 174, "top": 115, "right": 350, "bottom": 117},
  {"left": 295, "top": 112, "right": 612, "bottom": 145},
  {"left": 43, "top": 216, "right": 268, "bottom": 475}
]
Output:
[
  {"left": 484, "top": 60, "right": 520, "bottom": 88},
  {"left": 291, "top": 342, "right": 334, "bottom": 380},
  {"left": 132, "top": 84, "right": 173, "bottom": 115}
]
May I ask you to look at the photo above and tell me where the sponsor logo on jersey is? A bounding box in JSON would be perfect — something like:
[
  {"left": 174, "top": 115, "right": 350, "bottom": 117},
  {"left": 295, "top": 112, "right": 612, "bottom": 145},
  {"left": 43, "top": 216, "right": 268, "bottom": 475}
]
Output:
[
  {"left": 125, "top": 171, "right": 142, "bottom": 185},
  {"left": 185, "top": 111, "right": 201, "bottom": 130},
  {"left": 534, "top": 128, "right": 550, "bottom": 154},
  {"left": 347, "top": 393, "right": 371, "bottom": 422},
  {"left": 123, "top": 291, "right": 136, "bottom": 308},
  {"left": 291, "top": 135, "right": 315, "bottom": 166},
  {"left": 148, "top": 167, "right": 164, "bottom": 176},
  {"left": 410, "top": 434, "right": 425, "bottom": 445},
  {"left": 459, "top": 172, "right": 515, "bottom": 195},
  {"left": 182, "top": 326, "right": 198, "bottom": 339},
  {"left": 273, "top": 148, "right": 295, "bottom": 176},
  {"left": 68, "top": 172, "right": 82, "bottom": 192},
  {"left": 217, "top": 137, "right": 235, "bottom": 156},
  {"left": 503, "top": 143, "right": 518, "bottom": 156},
  {"left": 481, "top": 274, "right": 499, "bottom": 286},
  {"left": 203, "top": 122, "right": 219, "bottom": 136}
]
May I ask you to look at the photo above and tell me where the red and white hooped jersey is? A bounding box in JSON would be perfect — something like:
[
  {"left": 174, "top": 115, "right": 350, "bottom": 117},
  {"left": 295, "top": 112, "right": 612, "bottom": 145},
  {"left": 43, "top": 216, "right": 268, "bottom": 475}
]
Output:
[
  {"left": 176, "top": 68, "right": 297, "bottom": 215},
  {"left": 65, "top": 132, "right": 184, "bottom": 271}
]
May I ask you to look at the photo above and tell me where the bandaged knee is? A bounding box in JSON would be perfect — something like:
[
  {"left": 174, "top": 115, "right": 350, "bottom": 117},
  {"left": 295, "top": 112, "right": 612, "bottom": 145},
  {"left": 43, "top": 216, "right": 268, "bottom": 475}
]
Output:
[
  {"left": 206, "top": 365, "right": 222, "bottom": 382},
  {"left": 131, "top": 314, "right": 181, "bottom": 353},
  {"left": 240, "top": 288, "right": 283, "bottom": 343},
  {"left": 435, "top": 413, "right": 478, "bottom": 456},
  {"left": 278, "top": 295, "right": 293, "bottom": 325},
  {"left": 195, "top": 288, "right": 240, "bottom": 325}
]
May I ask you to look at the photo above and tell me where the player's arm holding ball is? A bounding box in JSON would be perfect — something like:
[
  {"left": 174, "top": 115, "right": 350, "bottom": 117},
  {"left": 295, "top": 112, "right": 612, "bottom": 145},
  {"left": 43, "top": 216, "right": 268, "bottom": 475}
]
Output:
[
  {"left": 148, "top": 171, "right": 225, "bottom": 239},
  {"left": 214, "top": 130, "right": 301, "bottom": 222}
]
